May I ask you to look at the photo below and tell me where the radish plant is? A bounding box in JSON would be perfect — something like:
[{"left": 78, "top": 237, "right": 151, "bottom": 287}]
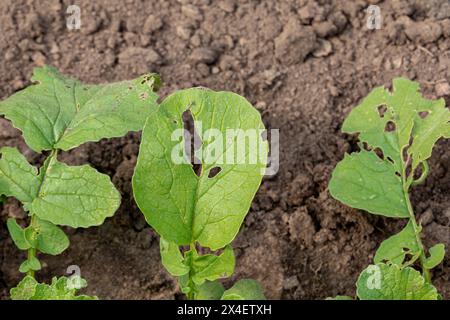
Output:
[
  {"left": 0, "top": 66, "right": 160, "bottom": 299},
  {"left": 329, "top": 78, "right": 450, "bottom": 300},
  {"left": 133, "top": 88, "right": 268, "bottom": 300}
]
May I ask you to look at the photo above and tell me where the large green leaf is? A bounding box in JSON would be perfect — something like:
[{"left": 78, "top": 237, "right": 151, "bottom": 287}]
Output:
[
  {"left": 31, "top": 155, "right": 120, "bottom": 228},
  {"left": 330, "top": 78, "right": 450, "bottom": 218},
  {"left": 374, "top": 221, "right": 420, "bottom": 265},
  {"left": 356, "top": 263, "right": 439, "bottom": 300},
  {"left": 0, "top": 66, "right": 159, "bottom": 152},
  {"left": 0, "top": 147, "right": 40, "bottom": 205},
  {"left": 221, "top": 279, "right": 266, "bottom": 300},
  {"left": 10, "top": 275, "right": 97, "bottom": 300},
  {"left": 133, "top": 88, "right": 268, "bottom": 250}
]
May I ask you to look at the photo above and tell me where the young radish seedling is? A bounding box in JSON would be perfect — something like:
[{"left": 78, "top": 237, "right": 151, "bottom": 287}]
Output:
[
  {"left": 0, "top": 66, "right": 160, "bottom": 299},
  {"left": 133, "top": 88, "right": 268, "bottom": 300},
  {"left": 329, "top": 78, "right": 450, "bottom": 300}
]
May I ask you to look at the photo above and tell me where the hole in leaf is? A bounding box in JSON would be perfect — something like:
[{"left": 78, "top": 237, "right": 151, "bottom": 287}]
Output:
[
  {"left": 362, "top": 142, "right": 371, "bottom": 151},
  {"left": 418, "top": 111, "right": 429, "bottom": 119},
  {"left": 183, "top": 108, "right": 202, "bottom": 177},
  {"left": 395, "top": 171, "right": 401, "bottom": 177},
  {"left": 208, "top": 166, "right": 222, "bottom": 178},
  {"left": 402, "top": 136, "right": 414, "bottom": 162},
  {"left": 384, "top": 121, "right": 396, "bottom": 132},
  {"left": 377, "top": 105, "right": 387, "bottom": 118},
  {"left": 373, "top": 147, "right": 384, "bottom": 160},
  {"left": 387, "top": 156, "right": 394, "bottom": 164}
]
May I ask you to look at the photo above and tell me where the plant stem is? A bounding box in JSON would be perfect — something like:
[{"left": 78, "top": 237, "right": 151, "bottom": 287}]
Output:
[
  {"left": 186, "top": 243, "right": 197, "bottom": 300},
  {"left": 403, "top": 187, "right": 431, "bottom": 282},
  {"left": 26, "top": 214, "right": 37, "bottom": 278},
  {"left": 25, "top": 149, "right": 58, "bottom": 278}
]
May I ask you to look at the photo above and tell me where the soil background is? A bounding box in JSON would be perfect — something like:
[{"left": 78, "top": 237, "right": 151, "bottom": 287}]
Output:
[{"left": 0, "top": 0, "right": 449, "bottom": 299}]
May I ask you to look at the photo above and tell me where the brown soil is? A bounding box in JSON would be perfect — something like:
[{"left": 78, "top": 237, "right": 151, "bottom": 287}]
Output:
[{"left": 0, "top": 0, "right": 449, "bottom": 299}]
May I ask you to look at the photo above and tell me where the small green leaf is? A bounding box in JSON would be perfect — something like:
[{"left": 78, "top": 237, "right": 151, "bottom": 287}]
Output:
[
  {"left": 424, "top": 243, "right": 445, "bottom": 269},
  {"left": 133, "top": 88, "right": 268, "bottom": 250},
  {"left": 196, "top": 281, "right": 225, "bottom": 300},
  {"left": 6, "top": 218, "right": 31, "bottom": 250},
  {"left": 31, "top": 157, "right": 120, "bottom": 228},
  {"left": 356, "top": 263, "right": 438, "bottom": 300},
  {"left": 160, "top": 238, "right": 189, "bottom": 276},
  {"left": 374, "top": 221, "right": 420, "bottom": 265},
  {"left": 29, "top": 217, "right": 70, "bottom": 255},
  {"left": 19, "top": 256, "right": 41, "bottom": 273},
  {"left": 0, "top": 66, "right": 159, "bottom": 152},
  {"left": 190, "top": 245, "right": 235, "bottom": 285},
  {"left": 221, "top": 279, "right": 266, "bottom": 300},
  {"left": 11, "top": 276, "right": 97, "bottom": 300},
  {"left": 329, "top": 150, "right": 409, "bottom": 218},
  {"left": 0, "top": 147, "right": 40, "bottom": 205},
  {"left": 10, "top": 275, "right": 38, "bottom": 300}
]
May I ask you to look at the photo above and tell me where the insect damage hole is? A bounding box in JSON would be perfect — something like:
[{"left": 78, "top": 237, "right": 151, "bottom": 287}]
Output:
[
  {"left": 183, "top": 108, "right": 202, "bottom": 177},
  {"left": 384, "top": 121, "right": 396, "bottom": 132},
  {"left": 418, "top": 111, "right": 429, "bottom": 119},
  {"left": 377, "top": 105, "right": 387, "bottom": 118},
  {"left": 208, "top": 166, "right": 222, "bottom": 178}
]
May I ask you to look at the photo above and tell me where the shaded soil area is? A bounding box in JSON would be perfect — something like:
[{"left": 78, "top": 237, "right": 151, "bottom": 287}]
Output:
[{"left": 0, "top": 0, "right": 449, "bottom": 299}]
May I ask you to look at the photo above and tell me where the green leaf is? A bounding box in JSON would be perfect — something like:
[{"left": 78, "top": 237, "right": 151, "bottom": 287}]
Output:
[
  {"left": 10, "top": 276, "right": 97, "bottom": 300},
  {"left": 31, "top": 156, "right": 120, "bottom": 228},
  {"left": 329, "top": 150, "right": 409, "bottom": 218},
  {"left": 221, "top": 279, "right": 266, "bottom": 300},
  {"left": 356, "top": 263, "right": 439, "bottom": 300},
  {"left": 28, "top": 217, "right": 69, "bottom": 255},
  {"left": 0, "top": 147, "right": 40, "bottom": 205},
  {"left": 329, "top": 78, "right": 450, "bottom": 218},
  {"left": 196, "top": 281, "right": 225, "bottom": 300},
  {"left": 19, "top": 256, "right": 41, "bottom": 273},
  {"left": 189, "top": 245, "right": 235, "bottom": 285},
  {"left": 0, "top": 66, "right": 159, "bottom": 152},
  {"left": 160, "top": 238, "right": 190, "bottom": 276},
  {"left": 133, "top": 88, "right": 268, "bottom": 250},
  {"left": 424, "top": 243, "right": 445, "bottom": 269},
  {"left": 325, "top": 295, "right": 353, "bottom": 300},
  {"left": 6, "top": 218, "right": 31, "bottom": 250},
  {"left": 10, "top": 275, "right": 38, "bottom": 300},
  {"left": 374, "top": 221, "right": 420, "bottom": 265}
]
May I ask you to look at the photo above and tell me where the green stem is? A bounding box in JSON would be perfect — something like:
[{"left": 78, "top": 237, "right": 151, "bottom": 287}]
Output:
[
  {"left": 411, "top": 161, "right": 429, "bottom": 186},
  {"left": 26, "top": 215, "right": 38, "bottom": 278},
  {"left": 186, "top": 243, "right": 197, "bottom": 300},
  {"left": 403, "top": 187, "right": 431, "bottom": 283},
  {"left": 25, "top": 149, "right": 58, "bottom": 278}
]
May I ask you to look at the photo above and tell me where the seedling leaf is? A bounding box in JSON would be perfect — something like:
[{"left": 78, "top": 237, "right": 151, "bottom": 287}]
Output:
[
  {"left": 0, "top": 65, "right": 159, "bottom": 152},
  {"left": 19, "top": 256, "right": 41, "bottom": 273},
  {"left": 31, "top": 156, "right": 120, "bottom": 228},
  {"left": 329, "top": 150, "right": 409, "bottom": 218},
  {"left": 7, "top": 218, "right": 31, "bottom": 250},
  {"left": 196, "top": 281, "right": 225, "bottom": 300},
  {"left": 160, "top": 238, "right": 190, "bottom": 276},
  {"left": 189, "top": 245, "right": 235, "bottom": 285},
  {"left": 0, "top": 147, "right": 40, "bottom": 205},
  {"left": 356, "top": 263, "right": 438, "bottom": 300},
  {"left": 10, "top": 275, "right": 97, "bottom": 300},
  {"left": 133, "top": 88, "right": 268, "bottom": 250},
  {"left": 374, "top": 221, "right": 420, "bottom": 265},
  {"left": 221, "top": 279, "right": 266, "bottom": 300},
  {"left": 30, "top": 217, "right": 69, "bottom": 255},
  {"left": 424, "top": 243, "right": 445, "bottom": 269}
]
